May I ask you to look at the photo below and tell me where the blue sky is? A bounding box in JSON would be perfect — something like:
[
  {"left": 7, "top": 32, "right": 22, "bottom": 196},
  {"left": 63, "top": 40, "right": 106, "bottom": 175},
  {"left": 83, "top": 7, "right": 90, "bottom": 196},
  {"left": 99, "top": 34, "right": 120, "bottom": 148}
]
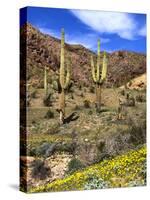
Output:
[{"left": 20, "top": 7, "right": 146, "bottom": 53}]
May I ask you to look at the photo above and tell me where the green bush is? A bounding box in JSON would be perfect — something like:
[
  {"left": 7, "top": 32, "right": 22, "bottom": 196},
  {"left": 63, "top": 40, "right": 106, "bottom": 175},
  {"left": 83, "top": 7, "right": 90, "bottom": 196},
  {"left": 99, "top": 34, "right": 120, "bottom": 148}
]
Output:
[
  {"left": 89, "top": 86, "right": 95, "bottom": 93},
  {"left": 47, "top": 123, "right": 60, "bottom": 134},
  {"left": 31, "top": 159, "right": 51, "bottom": 180},
  {"left": 126, "top": 97, "right": 135, "bottom": 107},
  {"left": 44, "top": 109, "right": 54, "bottom": 119},
  {"left": 43, "top": 93, "right": 53, "bottom": 106},
  {"left": 83, "top": 100, "right": 90, "bottom": 108},
  {"left": 136, "top": 94, "right": 146, "bottom": 102},
  {"left": 30, "top": 90, "right": 38, "bottom": 98},
  {"left": 84, "top": 176, "right": 109, "bottom": 190},
  {"left": 67, "top": 158, "right": 85, "bottom": 174},
  {"left": 88, "top": 110, "right": 93, "bottom": 115}
]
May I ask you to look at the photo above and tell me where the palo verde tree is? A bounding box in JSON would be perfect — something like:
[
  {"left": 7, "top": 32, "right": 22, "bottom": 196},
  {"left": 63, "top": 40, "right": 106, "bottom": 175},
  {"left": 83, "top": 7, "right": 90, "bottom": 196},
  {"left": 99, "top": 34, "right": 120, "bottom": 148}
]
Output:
[
  {"left": 91, "top": 39, "right": 107, "bottom": 112},
  {"left": 59, "top": 28, "right": 71, "bottom": 124}
]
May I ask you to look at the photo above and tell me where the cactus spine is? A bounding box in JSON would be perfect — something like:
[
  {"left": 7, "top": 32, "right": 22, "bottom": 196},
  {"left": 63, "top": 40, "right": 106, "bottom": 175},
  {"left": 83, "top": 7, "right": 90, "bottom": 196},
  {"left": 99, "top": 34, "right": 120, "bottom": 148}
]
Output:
[
  {"left": 91, "top": 39, "right": 107, "bottom": 112},
  {"left": 44, "top": 65, "right": 48, "bottom": 95},
  {"left": 59, "top": 28, "right": 71, "bottom": 124}
]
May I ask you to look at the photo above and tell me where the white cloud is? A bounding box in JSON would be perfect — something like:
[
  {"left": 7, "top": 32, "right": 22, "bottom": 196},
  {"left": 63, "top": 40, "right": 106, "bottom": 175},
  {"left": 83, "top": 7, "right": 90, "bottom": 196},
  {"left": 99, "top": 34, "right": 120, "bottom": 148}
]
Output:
[
  {"left": 138, "top": 25, "right": 146, "bottom": 36},
  {"left": 66, "top": 33, "right": 110, "bottom": 49},
  {"left": 38, "top": 27, "right": 60, "bottom": 38},
  {"left": 70, "top": 10, "right": 138, "bottom": 40}
]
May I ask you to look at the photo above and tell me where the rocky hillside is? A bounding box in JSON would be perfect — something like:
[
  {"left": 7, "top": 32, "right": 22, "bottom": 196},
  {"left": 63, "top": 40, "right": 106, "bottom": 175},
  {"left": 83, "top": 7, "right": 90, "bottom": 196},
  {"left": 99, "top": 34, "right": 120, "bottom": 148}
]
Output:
[
  {"left": 120, "top": 73, "right": 146, "bottom": 90},
  {"left": 20, "top": 23, "right": 146, "bottom": 88}
]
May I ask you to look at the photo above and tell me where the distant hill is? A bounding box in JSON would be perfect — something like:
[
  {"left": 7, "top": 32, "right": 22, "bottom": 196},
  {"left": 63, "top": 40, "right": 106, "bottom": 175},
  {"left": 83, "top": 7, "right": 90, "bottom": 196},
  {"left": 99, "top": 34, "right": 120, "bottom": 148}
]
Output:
[{"left": 20, "top": 23, "right": 146, "bottom": 88}]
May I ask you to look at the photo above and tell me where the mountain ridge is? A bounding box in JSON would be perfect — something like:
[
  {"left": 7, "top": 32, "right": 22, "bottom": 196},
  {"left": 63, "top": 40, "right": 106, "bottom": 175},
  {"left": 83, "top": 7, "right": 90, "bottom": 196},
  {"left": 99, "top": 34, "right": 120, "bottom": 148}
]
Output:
[{"left": 20, "top": 22, "right": 146, "bottom": 88}]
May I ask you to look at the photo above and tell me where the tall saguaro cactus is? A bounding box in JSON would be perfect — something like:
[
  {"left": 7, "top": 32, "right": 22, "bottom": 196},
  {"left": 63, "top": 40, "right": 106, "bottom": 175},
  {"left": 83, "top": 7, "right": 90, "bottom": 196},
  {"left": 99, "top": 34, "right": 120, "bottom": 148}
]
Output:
[
  {"left": 44, "top": 65, "right": 48, "bottom": 96},
  {"left": 91, "top": 39, "right": 107, "bottom": 112},
  {"left": 59, "top": 28, "right": 71, "bottom": 124}
]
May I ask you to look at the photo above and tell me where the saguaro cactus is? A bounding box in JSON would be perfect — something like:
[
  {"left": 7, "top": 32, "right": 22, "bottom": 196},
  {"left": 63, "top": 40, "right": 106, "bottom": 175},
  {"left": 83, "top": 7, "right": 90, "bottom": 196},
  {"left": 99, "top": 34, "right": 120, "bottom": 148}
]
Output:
[
  {"left": 44, "top": 65, "right": 48, "bottom": 96},
  {"left": 59, "top": 28, "right": 71, "bottom": 124},
  {"left": 91, "top": 39, "right": 107, "bottom": 112}
]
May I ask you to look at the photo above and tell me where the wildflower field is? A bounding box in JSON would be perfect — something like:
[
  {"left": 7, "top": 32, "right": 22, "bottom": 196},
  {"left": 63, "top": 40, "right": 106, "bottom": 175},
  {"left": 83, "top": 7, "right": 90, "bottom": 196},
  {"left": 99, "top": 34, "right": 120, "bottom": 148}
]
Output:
[{"left": 30, "top": 145, "right": 146, "bottom": 193}]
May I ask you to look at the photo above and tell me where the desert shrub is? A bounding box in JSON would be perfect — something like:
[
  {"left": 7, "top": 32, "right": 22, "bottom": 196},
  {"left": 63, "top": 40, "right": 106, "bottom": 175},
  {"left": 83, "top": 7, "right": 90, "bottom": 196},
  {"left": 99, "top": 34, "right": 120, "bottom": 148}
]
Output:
[
  {"left": 31, "top": 159, "right": 51, "bottom": 180},
  {"left": 47, "top": 123, "right": 60, "bottom": 134},
  {"left": 27, "top": 93, "right": 31, "bottom": 106},
  {"left": 67, "top": 158, "right": 85, "bottom": 174},
  {"left": 126, "top": 97, "right": 135, "bottom": 107},
  {"left": 89, "top": 86, "right": 95, "bottom": 93},
  {"left": 119, "top": 89, "right": 125, "bottom": 96},
  {"left": 78, "top": 84, "right": 82, "bottom": 90},
  {"left": 52, "top": 80, "right": 59, "bottom": 91},
  {"left": 83, "top": 100, "right": 90, "bottom": 108},
  {"left": 31, "top": 120, "right": 36, "bottom": 125},
  {"left": 129, "top": 122, "right": 146, "bottom": 145},
  {"left": 36, "top": 142, "right": 56, "bottom": 157},
  {"left": 80, "top": 92, "right": 84, "bottom": 97},
  {"left": 55, "top": 143, "right": 75, "bottom": 154},
  {"left": 30, "top": 90, "right": 38, "bottom": 98},
  {"left": 44, "top": 109, "right": 54, "bottom": 119},
  {"left": 136, "top": 94, "right": 146, "bottom": 102},
  {"left": 43, "top": 93, "right": 53, "bottom": 106},
  {"left": 37, "top": 80, "right": 44, "bottom": 89},
  {"left": 84, "top": 176, "right": 108, "bottom": 190},
  {"left": 28, "top": 147, "right": 37, "bottom": 156},
  {"left": 88, "top": 110, "right": 93, "bottom": 115}
]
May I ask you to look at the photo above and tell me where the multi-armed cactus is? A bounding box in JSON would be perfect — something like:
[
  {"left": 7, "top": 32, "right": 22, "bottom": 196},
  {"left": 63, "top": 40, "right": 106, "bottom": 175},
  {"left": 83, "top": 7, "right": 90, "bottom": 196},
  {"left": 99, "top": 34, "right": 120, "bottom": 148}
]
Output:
[
  {"left": 91, "top": 39, "right": 107, "bottom": 112},
  {"left": 59, "top": 28, "right": 71, "bottom": 124}
]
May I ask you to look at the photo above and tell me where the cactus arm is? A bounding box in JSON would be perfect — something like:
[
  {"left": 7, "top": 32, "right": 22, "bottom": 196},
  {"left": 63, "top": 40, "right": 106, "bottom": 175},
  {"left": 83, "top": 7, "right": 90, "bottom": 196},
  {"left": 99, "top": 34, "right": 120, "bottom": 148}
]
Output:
[
  {"left": 97, "top": 39, "right": 100, "bottom": 82},
  {"left": 60, "top": 28, "right": 65, "bottom": 88},
  {"left": 101, "top": 51, "right": 107, "bottom": 83},
  {"left": 91, "top": 55, "right": 97, "bottom": 83}
]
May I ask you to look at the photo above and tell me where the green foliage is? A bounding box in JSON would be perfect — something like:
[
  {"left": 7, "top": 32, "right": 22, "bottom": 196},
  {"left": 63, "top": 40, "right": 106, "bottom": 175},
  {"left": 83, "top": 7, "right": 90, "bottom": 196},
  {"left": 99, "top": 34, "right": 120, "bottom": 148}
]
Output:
[
  {"left": 136, "top": 94, "right": 146, "bottom": 102},
  {"left": 31, "top": 159, "right": 51, "bottom": 180},
  {"left": 88, "top": 110, "right": 93, "bottom": 115},
  {"left": 84, "top": 176, "right": 108, "bottom": 190},
  {"left": 67, "top": 158, "right": 85, "bottom": 174},
  {"left": 43, "top": 93, "right": 53, "bottom": 107},
  {"left": 83, "top": 100, "right": 90, "bottom": 108},
  {"left": 36, "top": 142, "right": 56, "bottom": 157},
  {"left": 47, "top": 122, "right": 60, "bottom": 134},
  {"left": 126, "top": 96, "right": 135, "bottom": 107},
  {"left": 89, "top": 86, "right": 95, "bottom": 93},
  {"left": 44, "top": 109, "right": 54, "bottom": 119},
  {"left": 30, "top": 90, "right": 38, "bottom": 98},
  {"left": 119, "top": 89, "right": 125, "bottom": 96}
]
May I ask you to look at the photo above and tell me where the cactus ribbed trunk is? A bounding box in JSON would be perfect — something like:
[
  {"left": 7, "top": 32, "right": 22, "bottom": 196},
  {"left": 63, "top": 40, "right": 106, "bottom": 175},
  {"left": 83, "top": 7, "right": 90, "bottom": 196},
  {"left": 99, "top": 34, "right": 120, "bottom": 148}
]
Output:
[
  {"left": 95, "top": 84, "right": 101, "bottom": 112},
  {"left": 44, "top": 66, "right": 48, "bottom": 95},
  {"left": 59, "top": 29, "right": 71, "bottom": 124},
  {"left": 59, "top": 88, "right": 65, "bottom": 124}
]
